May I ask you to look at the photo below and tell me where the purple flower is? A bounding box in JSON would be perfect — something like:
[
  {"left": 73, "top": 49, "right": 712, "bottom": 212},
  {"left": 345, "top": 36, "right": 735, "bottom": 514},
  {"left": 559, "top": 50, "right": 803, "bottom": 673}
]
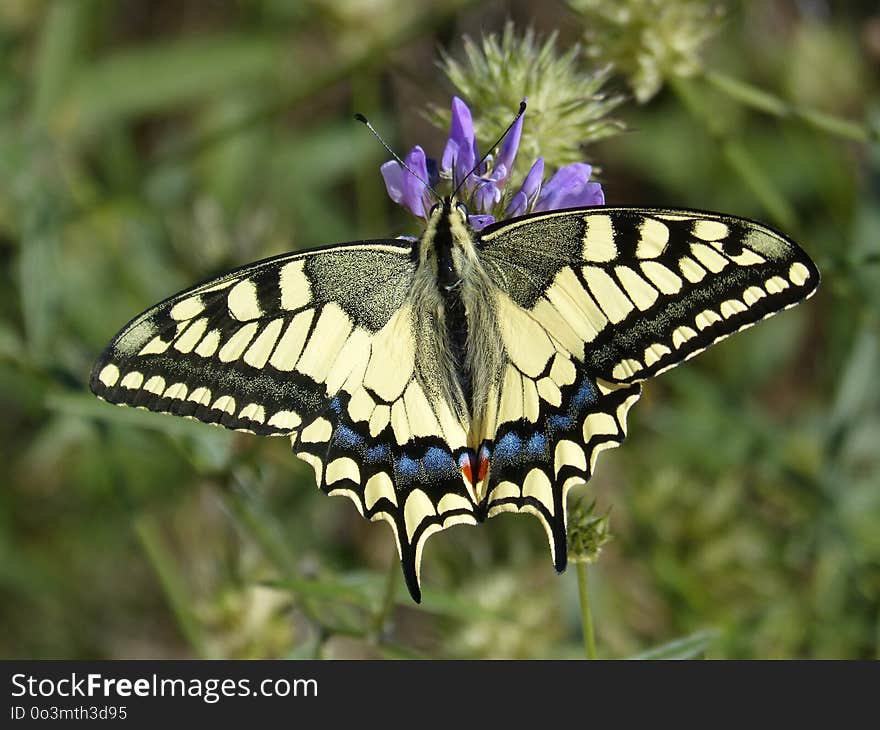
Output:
[
  {"left": 381, "top": 145, "right": 433, "bottom": 220},
  {"left": 381, "top": 98, "right": 604, "bottom": 229},
  {"left": 534, "top": 163, "right": 604, "bottom": 211},
  {"left": 505, "top": 157, "right": 544, "bottom": 218},
  {"left": 441, "top": 97, "right": 479, "bottom": 191}
]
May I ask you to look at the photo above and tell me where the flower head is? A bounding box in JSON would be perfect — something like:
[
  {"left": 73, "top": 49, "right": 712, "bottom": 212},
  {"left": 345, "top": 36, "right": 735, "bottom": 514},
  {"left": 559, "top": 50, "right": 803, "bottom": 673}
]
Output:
[
  {"left": 382, "top": 97, "right": 605, "bottom": 231},
  {"left": 429, "top": 23, "right": 625, "bottom": 179},
  {"left": 567, "top": 500, "right": 612, "bottom": 564},
  {"left": 569, "top": 0, "right": 724, "bottom": 103}
]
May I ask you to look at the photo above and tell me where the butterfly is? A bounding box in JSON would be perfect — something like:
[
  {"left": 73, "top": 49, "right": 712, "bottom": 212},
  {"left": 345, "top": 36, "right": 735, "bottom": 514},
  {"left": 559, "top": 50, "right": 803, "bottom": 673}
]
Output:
[{"left": 90, "top": 196, "right": 819, "bottom": 602}]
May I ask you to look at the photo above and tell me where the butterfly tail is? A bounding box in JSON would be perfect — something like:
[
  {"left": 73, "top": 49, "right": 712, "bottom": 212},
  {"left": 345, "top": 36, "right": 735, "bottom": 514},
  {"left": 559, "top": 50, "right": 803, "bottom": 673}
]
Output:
[
  {"left": 400, "top": 542, "right": 423, "bottom": 603},
  {"left": 551, "top": 508, "right": 569, "bottom": 574}
]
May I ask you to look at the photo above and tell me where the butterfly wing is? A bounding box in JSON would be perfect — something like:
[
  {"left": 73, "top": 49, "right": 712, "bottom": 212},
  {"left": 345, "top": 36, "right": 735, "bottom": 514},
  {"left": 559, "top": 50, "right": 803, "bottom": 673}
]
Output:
[
  {"left": 479, "top": 208, "right": 820, "bottom": 383},
  {"left": 91, "top": 239, "right": 475, "bottom": 601},
  {"left": 475, "top": 207, "right": 818, "bottom": 568},
  {"left": 91, "top": 241, "right": 417, "bottom": 433}
]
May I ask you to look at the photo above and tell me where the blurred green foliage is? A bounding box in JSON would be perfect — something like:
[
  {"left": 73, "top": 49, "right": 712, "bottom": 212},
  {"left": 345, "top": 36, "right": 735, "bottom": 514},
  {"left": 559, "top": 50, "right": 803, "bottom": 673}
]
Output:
[{"left": 0, "top": 0, "right": 877, "bottom": 659}]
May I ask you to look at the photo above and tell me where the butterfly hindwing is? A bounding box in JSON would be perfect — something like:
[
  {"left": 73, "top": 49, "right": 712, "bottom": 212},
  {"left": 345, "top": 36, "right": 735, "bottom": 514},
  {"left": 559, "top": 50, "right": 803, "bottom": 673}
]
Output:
[
  {"left": 479, "top": 346, "right": 641, "bottom": 570},
  {"left": 293, "top": 371, "right": 476, "bottom": 602},
  {"left": 478, "top": 207, "right": 820, "bottom": 384}
]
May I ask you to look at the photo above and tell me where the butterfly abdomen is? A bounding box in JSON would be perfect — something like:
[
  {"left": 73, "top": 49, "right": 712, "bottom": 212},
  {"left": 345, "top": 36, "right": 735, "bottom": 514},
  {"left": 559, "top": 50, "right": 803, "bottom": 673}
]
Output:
[
  {"left": 414, "top": 199, "right": 505, "bottom": 424},
  {"left": 432, "top": 211, "right": 473, "bottom": 410}
]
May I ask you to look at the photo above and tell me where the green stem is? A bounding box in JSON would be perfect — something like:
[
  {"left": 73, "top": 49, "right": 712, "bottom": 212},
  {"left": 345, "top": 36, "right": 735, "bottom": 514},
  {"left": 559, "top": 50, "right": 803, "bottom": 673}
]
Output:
[
  {"left": 576, "top": 562, "right": 597, "bottom": 660},
  {"left": 670, "top": 76, "right": 798, "bottom": 232},
  {"left": 702, "top": 68, "right": 878, "bottom": 144},
  {"left": 372, "top": 549, "right": 399, "bottom": 641},
  {"left": 132, "top": 513, "right": 207, "bottom": 658}
]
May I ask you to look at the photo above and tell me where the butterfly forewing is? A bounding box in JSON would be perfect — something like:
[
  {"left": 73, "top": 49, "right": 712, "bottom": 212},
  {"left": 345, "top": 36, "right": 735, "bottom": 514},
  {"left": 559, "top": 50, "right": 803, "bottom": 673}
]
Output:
[
  {"left": 90, "top": 241, "right": 416, "bottom": 432},
  {"left": 478, "top": 207, "right": 820, "bottom": 384}
]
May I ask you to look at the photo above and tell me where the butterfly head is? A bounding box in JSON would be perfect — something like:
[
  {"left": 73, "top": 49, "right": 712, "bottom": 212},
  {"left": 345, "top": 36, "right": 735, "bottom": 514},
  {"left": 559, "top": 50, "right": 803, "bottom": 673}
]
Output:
[
  {"left": 418, "top": 196, "right": 479, "bottom": 285},
  {"left": 428, "top": 196, "right": 470, "bottom": 226},
  {"left": 429, "top": 196, "right": 473, "bottom": 244}
]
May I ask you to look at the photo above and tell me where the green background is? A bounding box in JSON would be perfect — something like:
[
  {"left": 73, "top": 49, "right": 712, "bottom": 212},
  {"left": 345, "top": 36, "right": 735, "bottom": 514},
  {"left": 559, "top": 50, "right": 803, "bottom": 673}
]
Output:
[{"left": 1, "top": 0, "right": 878, "bottom": 659}]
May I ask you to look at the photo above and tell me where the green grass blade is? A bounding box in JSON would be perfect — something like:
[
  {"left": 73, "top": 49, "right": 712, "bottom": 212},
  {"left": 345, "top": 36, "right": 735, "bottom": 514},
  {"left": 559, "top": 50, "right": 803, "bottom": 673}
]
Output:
[{"left": 627, "top": 630, "right": 719, "bottom": 660}]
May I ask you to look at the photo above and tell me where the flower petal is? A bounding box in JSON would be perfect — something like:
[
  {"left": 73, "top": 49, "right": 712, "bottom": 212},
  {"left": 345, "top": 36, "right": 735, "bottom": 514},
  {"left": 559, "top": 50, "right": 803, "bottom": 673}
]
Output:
[
  {"left": 402, "top": 145, "right": 431, "bottom": 219},
  {"left": 468, "top": 214, "right": 495, "bottom": 230},
  {"left": 473, "top": 179, "right": 502, "bottom": 214},
  {"left": 506, "top": 157, "right": 545, "bottom": 217},
  {"left": 534, "top": 163, "right": 604, "bottom": 212},
  {"left": 382, "top": 147, "right": 433, "bottom": 219},
  {"left": 441, "top": 97, "right": 478, "bottom": 189},
  {"left": 380, "top": 160, "right": 406, "bottom": 204},
  {"left": 489, "top": 113, "right": 523, "bottom": 187},
  {"left": 580, "top": 181, "right": 605, "bottom": 207}
]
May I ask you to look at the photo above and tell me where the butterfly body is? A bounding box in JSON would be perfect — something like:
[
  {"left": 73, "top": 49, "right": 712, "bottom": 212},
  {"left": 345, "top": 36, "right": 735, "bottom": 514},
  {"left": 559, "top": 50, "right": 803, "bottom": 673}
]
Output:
[{"left": 91, "top": 200, "right": 818, "bottom": 601}]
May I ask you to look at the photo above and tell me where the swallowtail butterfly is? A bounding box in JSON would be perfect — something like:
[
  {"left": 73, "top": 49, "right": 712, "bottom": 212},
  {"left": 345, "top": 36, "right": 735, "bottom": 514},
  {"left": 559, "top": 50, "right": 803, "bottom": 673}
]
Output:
[{"left": 90, "top": 196, "right": 819, "bottom": 601}]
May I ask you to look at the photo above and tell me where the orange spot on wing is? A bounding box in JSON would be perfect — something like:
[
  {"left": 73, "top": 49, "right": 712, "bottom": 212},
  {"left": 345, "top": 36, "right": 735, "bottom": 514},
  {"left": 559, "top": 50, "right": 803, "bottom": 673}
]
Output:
[
  {"left": 477, "top": 452, "right": 489, "bottom": 483},
  {"left": 460, "top": 453, "right": 474, "bottom": 486}
]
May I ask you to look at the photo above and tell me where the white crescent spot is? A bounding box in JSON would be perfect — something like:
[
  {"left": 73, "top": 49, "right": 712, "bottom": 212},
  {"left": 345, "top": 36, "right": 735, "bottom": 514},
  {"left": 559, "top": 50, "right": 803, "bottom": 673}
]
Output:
[{"left": 404, "top": 489, "right": 437, "bottom": 541}]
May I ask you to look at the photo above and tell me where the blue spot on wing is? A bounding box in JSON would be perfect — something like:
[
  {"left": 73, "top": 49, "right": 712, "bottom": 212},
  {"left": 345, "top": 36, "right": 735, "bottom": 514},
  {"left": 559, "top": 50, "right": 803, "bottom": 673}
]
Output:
[
  {"left": 571, "top": 378, "right": 597, "bottom": 408},
  {"left": 424, "top": 446, "right": 457, "bottom": 477},
  {"left": 497, "top": 433, "right": 520, "bottom": 457},
  {"left": 548, "top": 414, "right": 572, "bottom": 431},
  {"left": 396, "top": 455, "right": 419, "bottom": 477},
  {"left": 365, "top": 443, "right": 390, "bottom": 463},
  {"left": 334, "top": 424, "right": 362, "bottom": 449},
  {"left": 526, "top": 432, "right": 547, "bottom": 457},
  {"left": 494, "top": 432, "right": 522, "bottom": 463}
]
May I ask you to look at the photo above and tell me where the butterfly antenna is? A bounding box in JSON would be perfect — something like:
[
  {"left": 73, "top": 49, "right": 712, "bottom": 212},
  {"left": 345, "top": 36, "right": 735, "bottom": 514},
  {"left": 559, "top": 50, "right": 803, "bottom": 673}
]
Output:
[
  {"left": 452, "top": 99, "right": 527, "bottom": 199},
  {"left": 355, "top": 113, "right": 441, "bottom": 202}
]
